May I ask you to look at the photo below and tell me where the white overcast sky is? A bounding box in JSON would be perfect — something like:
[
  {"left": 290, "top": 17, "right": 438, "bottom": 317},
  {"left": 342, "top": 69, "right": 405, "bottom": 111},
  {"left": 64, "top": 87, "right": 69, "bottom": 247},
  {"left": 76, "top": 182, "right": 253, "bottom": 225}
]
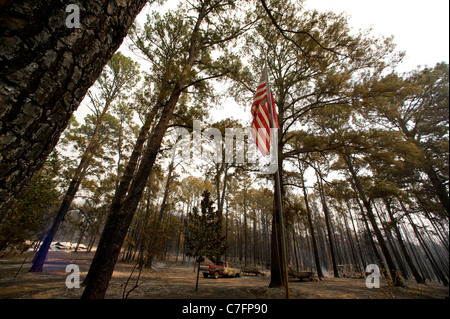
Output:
[
  {"left": 303, "top": 0, "right": 449, "bottom": 72},
  {"left": 156, "top": 0, "right": 449, "bottom": 72}
]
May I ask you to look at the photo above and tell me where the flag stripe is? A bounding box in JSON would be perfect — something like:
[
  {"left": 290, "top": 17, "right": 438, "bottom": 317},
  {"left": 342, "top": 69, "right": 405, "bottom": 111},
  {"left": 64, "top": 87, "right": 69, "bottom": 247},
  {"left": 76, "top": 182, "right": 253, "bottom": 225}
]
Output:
[
  {"left": 251, "top": 124, "right": 270, "bottom": 156},
  {"left": 250, "top": 68, "right": 279, "bottom": 156},
  {"left": 255, "top": 116, "right": 270, "bottom": 144},
  {"left": 251, "top": 125, "right": 269, "bottom": 156}
]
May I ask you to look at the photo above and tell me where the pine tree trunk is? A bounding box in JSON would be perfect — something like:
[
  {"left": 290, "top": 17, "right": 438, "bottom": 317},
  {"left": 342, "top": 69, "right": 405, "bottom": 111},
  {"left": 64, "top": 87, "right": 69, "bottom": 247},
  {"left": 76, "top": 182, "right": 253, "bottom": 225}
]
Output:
[
  {"left": 81, "top": 5, "right": 208, "bottom": 291},
  {"left": 341, "top": 208, "right": 362, "bottom": 272},
  {"left": 400, "top": 222, "right": 428, "bottom": 280},
  {"left": 343, "top": 153, "right": 404, "bottom": 287},
  {"left": 146, "top": 159, "right": 175, "bottom": 268},
  {"left": 316, "top": 171, "right": 339, "bottom": 277},
  {"left": 29, "top": 178, "right": 78, "bottom": 271},
  {"left": 344, "top": 199, "right": 367, "bottom": 272},
  {"left": 29, "top": 96, "right": 110, "bottom": 272},
  {"left": 214, "top": 165, "right": 229, "bottom": 263},
  {"left": 299, "top": 168, "right": 324, "bottom": 279},
  {"left": 423, "top": 158, "right": 449, "bottom": 216},
  {"left": 384, "top": 199, "right": 425, "bottom": 284},
  {"left": 269, "top": 199, "right": 283, "bottom": 286},
  {"left": 253, "top": 215, "right": 258, "bottom": 267},
  {"left": 136, "top": 175, "right": 152, "bottom": 267},
  {"left": 292, "top": 227, "right": 300, "bottom": 272},
  {"left": 0, "top": 0, "right": 149, "bottom": 216},
  {"left": 81, "top": 84, "right": 184, "bottom": 299},
  {"left": 243, "top": 189, "right": 248, "bottom": 267},
  {"left": 269, "top": 145, "right": 289, "bottom": 288},
  {"left": 404, "top": 211, "right": 449, "bottom": 286}
]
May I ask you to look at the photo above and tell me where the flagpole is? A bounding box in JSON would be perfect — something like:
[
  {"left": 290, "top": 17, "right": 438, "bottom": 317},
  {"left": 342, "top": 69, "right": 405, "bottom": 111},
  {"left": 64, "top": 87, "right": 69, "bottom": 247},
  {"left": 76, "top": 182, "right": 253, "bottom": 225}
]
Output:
[{"left": 264, "top": 60, "right": 290, "bottom": 299}]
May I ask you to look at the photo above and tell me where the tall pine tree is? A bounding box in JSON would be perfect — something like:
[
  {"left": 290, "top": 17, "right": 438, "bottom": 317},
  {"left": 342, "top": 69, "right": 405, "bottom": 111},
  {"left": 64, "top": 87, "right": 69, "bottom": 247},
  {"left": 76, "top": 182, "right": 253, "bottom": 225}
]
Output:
[{"left": 184, "top": 190, "right": 227, "bottom": 264}]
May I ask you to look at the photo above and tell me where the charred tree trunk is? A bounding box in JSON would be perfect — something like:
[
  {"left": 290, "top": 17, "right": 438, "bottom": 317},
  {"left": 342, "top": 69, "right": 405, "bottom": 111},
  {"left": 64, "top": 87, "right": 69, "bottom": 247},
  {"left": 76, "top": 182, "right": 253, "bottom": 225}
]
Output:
[
  {"left": 269, "top": 143, "right": 289, "bottom": 288},
  {"left": 425, "top": 165, "right": 449, "bottom": 216},
  {"left": 316, "top": 170, "right": 339, "bottom": 277},
  {"left": 0, "top": 0, "right": 149, "bottom": 216},
  {"left": 81, "top": 2, "right": 208, "bottom": 295},
  {"left": 343, "top": 153, "right": 404, "bottom": 287},
  {"left": 298, "top": 164, "right": 324, "bottom": 279},
  {"left": 145, "top": 159, "right": 175, "bottom": 268},
  {"left": 243, "top": 188, "right": 248, "bottom": 267},
  {"left": 400, "top": 200, "right": 449, "bottom": 286},
  {"left": 269, "top": 193, "right": 284, "bottom": 286},
  {"left": 81, "top": 83, "right": 184, "bottom": 299}
]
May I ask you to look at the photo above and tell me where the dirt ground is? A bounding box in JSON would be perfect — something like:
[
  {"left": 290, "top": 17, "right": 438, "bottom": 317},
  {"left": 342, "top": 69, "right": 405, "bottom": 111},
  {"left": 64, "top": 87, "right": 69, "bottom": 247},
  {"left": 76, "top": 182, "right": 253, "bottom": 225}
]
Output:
[{"left": 0, "top": 250, "right": 448, "bottom": 299}]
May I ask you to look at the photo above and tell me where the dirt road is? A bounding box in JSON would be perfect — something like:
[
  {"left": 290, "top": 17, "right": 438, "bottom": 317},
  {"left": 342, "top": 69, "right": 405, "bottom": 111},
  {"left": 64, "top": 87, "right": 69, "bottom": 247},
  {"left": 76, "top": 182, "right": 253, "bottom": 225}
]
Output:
[{"left": 0, "top": 251, "right": 448, "bottom": 299}]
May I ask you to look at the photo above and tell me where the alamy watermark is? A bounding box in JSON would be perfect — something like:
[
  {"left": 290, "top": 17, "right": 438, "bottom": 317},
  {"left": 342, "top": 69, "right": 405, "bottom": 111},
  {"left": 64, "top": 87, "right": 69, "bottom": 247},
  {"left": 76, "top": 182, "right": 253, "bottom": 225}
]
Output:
[
  {"left": 65, "top": 264, "right": 80, "bottom": 289},
  {"left": 66, "top": 4, "right": 80, "bottom": 29},
  {"left": 365, "top": 264, "right": 380, "bottom": 289},
  {"left": 171, "top": 120, "right": 279, "bottom": 174},
  {"left": 64, "top": 262, "right": 381, "bottom": 290}
]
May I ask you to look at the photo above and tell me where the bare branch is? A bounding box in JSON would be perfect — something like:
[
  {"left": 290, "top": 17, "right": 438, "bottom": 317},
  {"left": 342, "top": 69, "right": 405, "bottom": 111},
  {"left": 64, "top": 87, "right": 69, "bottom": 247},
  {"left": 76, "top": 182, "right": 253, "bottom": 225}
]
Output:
[{"left": 259, "top": 0, "right": 349, "bottom": 59}]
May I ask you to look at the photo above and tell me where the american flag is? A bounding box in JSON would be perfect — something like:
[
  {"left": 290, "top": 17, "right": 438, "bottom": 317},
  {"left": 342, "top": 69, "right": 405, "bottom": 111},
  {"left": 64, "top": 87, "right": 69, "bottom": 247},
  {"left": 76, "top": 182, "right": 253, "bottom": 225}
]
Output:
[{"left": 251, "top": 69, "right": 280, "bottom": 156}]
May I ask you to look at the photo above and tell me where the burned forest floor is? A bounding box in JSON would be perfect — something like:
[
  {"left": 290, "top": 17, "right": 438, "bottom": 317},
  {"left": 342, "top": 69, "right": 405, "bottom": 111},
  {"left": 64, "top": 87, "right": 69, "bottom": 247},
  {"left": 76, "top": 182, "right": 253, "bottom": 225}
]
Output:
[{"left": 0, "top": 250, "right": 448, "bottom": 299}]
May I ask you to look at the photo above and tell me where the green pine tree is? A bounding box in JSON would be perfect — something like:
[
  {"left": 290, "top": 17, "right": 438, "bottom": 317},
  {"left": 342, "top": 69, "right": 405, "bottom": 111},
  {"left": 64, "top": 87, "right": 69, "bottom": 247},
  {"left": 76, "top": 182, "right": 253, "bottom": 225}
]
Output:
[{"left": 184, "top": 190, "right": 227, "bottom": 264}]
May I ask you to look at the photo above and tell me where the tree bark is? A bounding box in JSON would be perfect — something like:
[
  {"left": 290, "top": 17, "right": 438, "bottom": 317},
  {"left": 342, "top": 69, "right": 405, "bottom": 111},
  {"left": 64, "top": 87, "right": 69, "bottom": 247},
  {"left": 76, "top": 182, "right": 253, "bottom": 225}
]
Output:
[
  {"left": 316, "top": 170, "right": 339, "bottom": 277},
  {"left": 29, "top": 96, "right": 111, "bottom": 272},
  {"left": 0, "top": 0, "right": 149, "bottom": 216},
  {"left": 81, "top": 84, "right": 184, "bottom": 299},
  {"left": 242, "top": 185, "right": 248, "bottom": 267},
  {"left": 81, "top": 4, "right": 208, "bottom": 295},
  {"left": 344, "top": 199, "right": 367, "bottom": 271},
  {"left": 269, "top": 145, "right": 289, "bottom": 288},
  {"left": 343, "top": 153, "right": 404, "bottom": 287},
  {"left": 423, "top": 163, "right": 449, "bottom": 216},
  {"left": 298, "top": 164, "right": 324, "bottom": 279},
  {"left": 400, "top": 200, "right": 449, "bottom": 286},
  {"left": 145, "top": 158, "right": 175, "bottom": 268},
  {"left": 269, "top": 195, "right": 284, "bottom": 286}
]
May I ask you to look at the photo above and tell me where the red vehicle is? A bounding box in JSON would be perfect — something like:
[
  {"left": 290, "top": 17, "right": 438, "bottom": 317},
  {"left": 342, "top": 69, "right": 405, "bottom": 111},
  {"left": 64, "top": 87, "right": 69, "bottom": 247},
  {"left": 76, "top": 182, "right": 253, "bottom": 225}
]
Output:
[{"left": 200, "top": 261, "right": 241, "bottom": 279}]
